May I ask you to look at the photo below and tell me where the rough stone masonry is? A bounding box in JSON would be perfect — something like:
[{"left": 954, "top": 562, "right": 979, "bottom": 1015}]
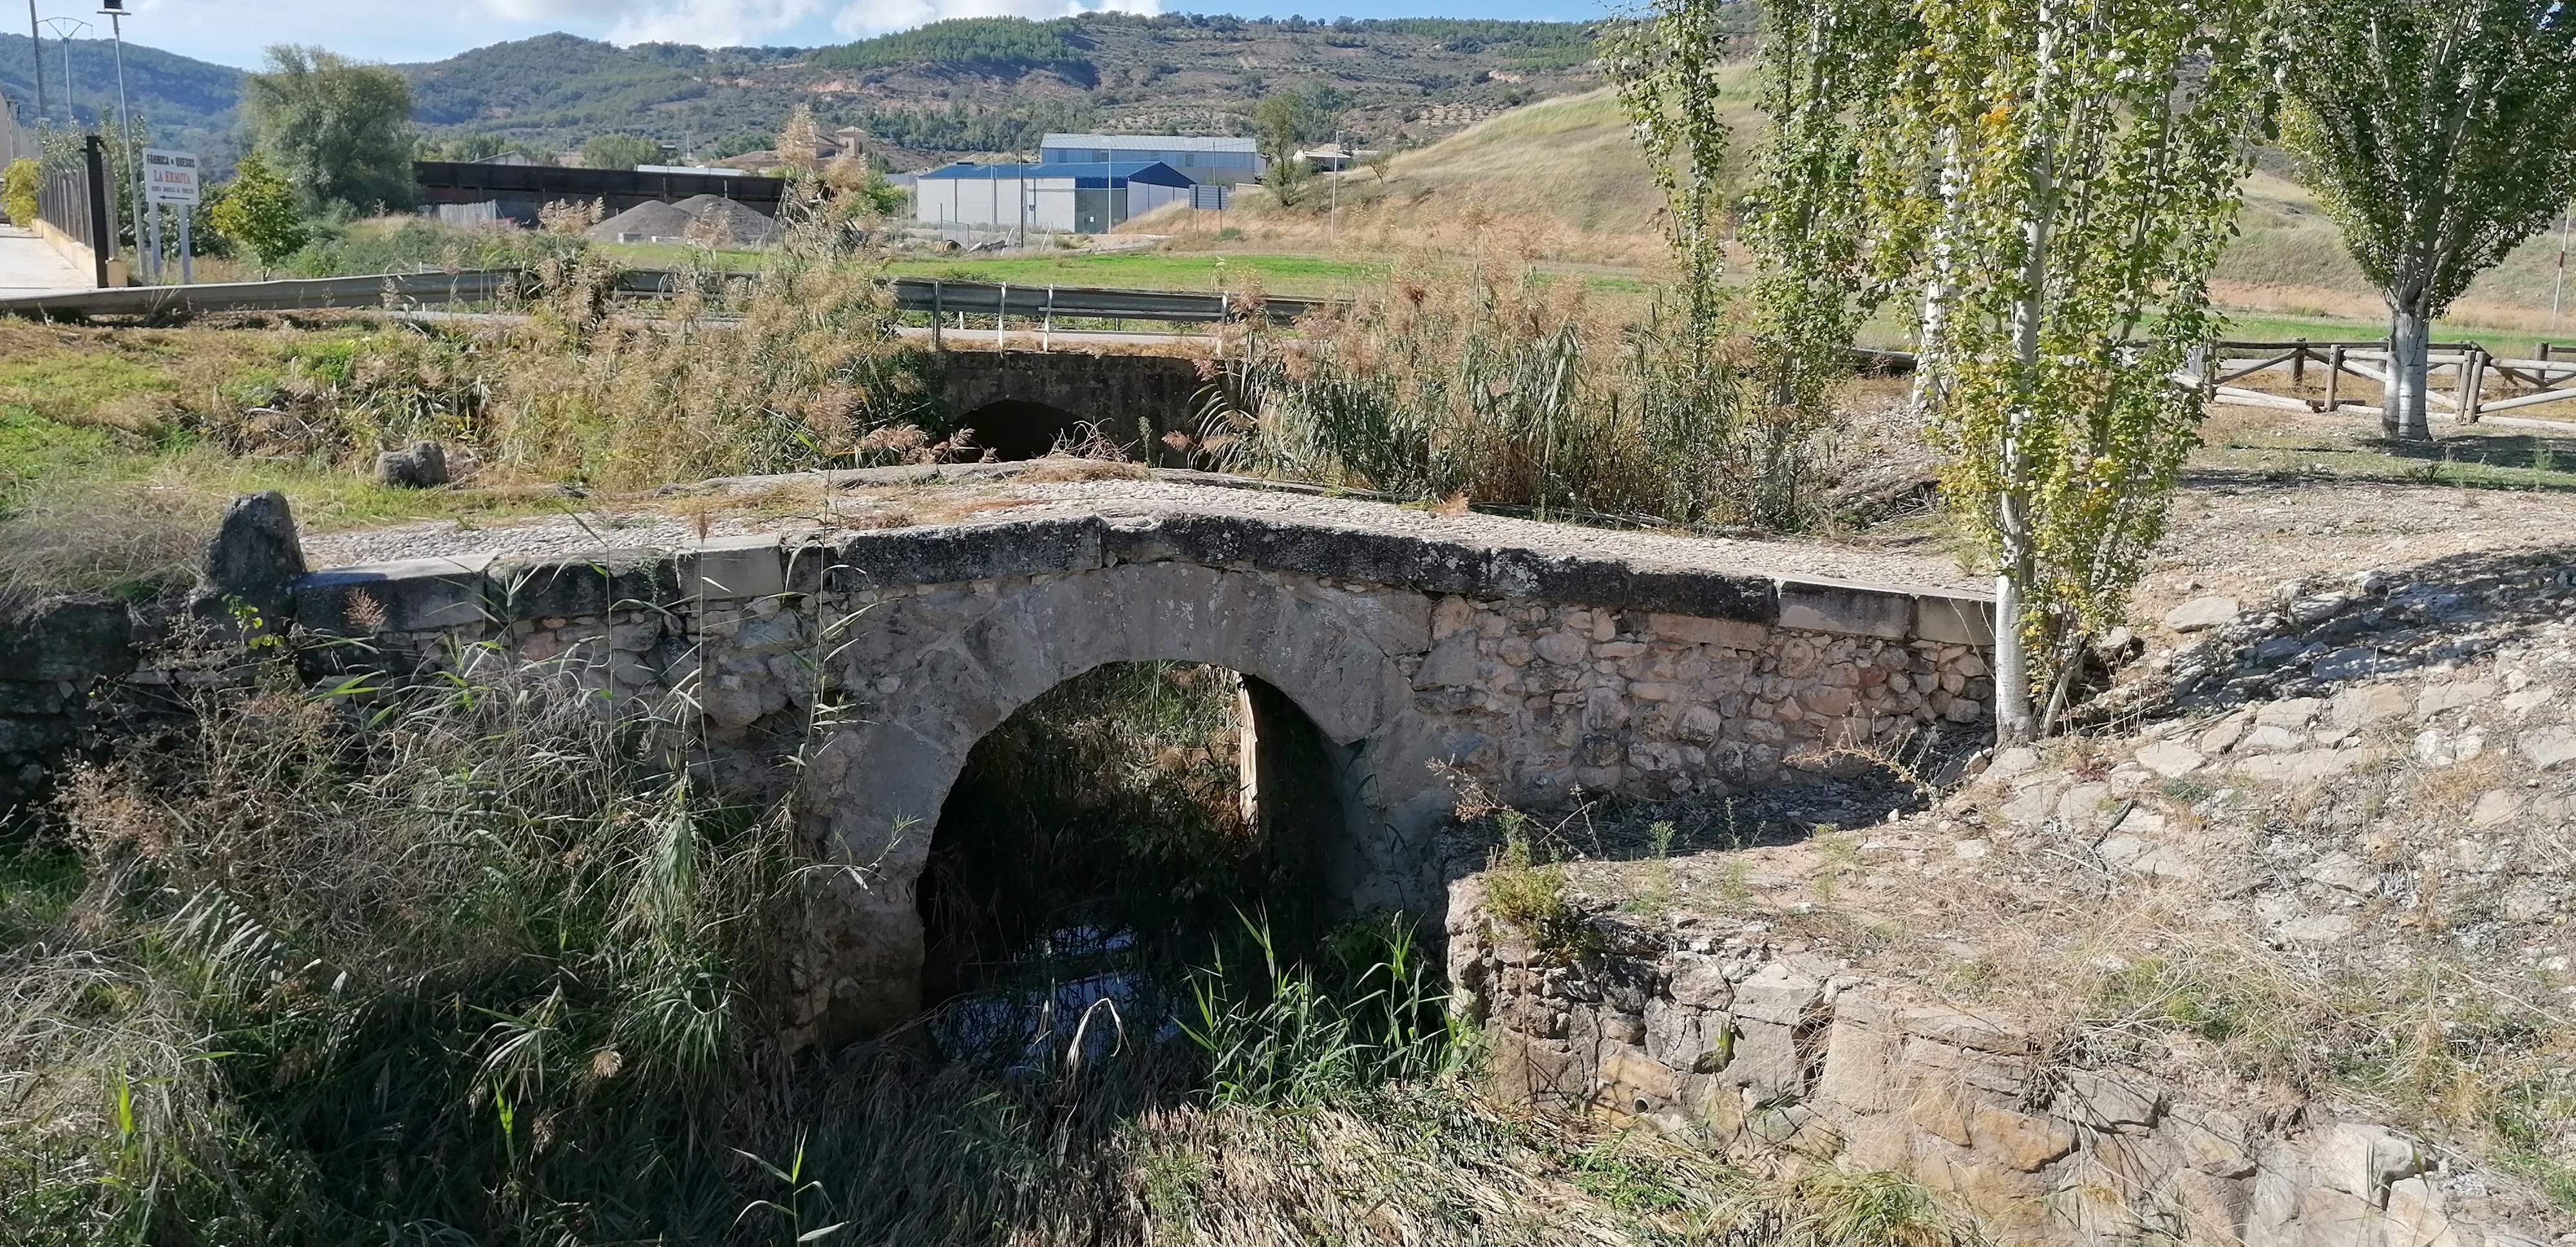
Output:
[{"left": 12, "top": 476, "right": 1996, "bottom": 1042}]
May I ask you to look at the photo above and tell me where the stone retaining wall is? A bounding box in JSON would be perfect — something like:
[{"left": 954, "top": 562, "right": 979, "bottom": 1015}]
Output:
[{"left": 1445, "top": 882, "right": 2553, "bottom": 1247}]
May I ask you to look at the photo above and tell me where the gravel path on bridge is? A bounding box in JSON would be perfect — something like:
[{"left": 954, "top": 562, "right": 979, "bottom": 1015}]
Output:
[{"left": 299, "top": 467, "right": 1989, "bottom": 596}]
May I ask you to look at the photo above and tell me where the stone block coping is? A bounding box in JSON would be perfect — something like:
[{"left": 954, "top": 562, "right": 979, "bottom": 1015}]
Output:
[{"left": 292, "top": 506, "right": 1995, "bottom": 649}]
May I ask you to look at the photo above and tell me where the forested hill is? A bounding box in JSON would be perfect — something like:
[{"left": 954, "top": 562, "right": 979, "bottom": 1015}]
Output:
[
  {"left": 1, "top": 15, "right": 1624, "bottom": 175},
  {"left": 0, "top": 32, "right": 244, "bottom": 162},
  {"left": 402, "top": 16, "right": 1613, "bottom": 163}
]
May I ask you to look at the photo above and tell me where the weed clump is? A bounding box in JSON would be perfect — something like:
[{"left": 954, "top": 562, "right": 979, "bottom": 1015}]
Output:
[{"left": 1482, "top": 814, "right": 1601, "bottom": 960}]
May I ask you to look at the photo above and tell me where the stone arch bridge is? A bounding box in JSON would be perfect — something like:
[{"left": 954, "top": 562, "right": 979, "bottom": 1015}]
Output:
[{"left": 276, "top": 481, "right": 1994, "bottom": 1038}]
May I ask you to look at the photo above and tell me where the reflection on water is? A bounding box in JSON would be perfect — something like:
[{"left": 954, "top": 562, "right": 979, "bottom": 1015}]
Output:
[{"left": 927, "top": 924, "right": 1188, "bottom": 1071}]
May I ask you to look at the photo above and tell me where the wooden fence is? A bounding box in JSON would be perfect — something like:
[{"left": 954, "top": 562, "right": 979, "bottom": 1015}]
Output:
[{"left": 2202, "top": 338, "right": 2576, "bottom": 421}]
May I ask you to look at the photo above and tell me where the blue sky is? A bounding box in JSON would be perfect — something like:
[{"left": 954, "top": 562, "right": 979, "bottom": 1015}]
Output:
[{"left": 85, "top": 0, "right": 1615, "bottom": 71}]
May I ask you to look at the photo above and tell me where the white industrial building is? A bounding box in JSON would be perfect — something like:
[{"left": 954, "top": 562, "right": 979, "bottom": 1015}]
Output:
[
  {"left": 913, "top": 160, "right": 1195, "bottom": 234},
  {"left": 1037, "top": 133, "right": 1265, "bottom": 185}
]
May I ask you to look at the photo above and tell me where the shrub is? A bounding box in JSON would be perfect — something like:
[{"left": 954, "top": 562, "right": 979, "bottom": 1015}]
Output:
[{"left": 1, "top": 158, "right": 37, "bottom": 228}]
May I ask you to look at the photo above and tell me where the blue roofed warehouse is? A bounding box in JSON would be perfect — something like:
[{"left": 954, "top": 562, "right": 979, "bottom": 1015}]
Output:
[{"left": 913, "top": 160, "right": 1195, "bottom": 234}]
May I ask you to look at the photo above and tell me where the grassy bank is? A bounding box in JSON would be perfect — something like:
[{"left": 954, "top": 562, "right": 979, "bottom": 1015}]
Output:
[{"left": 0, "top": 249, "right": 947, "bottom": 606}]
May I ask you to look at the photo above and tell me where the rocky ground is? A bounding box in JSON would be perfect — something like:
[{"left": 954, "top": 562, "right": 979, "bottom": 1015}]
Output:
[{"left": 1496, "top": 406, "right": 2576, "bottom": 1239}]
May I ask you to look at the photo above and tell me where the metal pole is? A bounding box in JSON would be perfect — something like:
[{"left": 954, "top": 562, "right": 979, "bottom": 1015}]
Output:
[
  {"left": 104, "top": 5, "right": 144, "bottom": 282},
  {"left": 2553, "top": 207, "right": 2570, "bottom": 332},
  {"left": 26, "top": 0, "right": 43, "bottom": 124},
  {"left": 1329, "top": 129, "right": 1340, "bottom": 248},
  {"left": 178, "top": 205, "right": 189, "bottom": 283},
  {"left": 40, "top": 18, "right": 84, "bottom": 128},
  {"left": 80, "top": 133, "right": 108, "bottom": 286}
]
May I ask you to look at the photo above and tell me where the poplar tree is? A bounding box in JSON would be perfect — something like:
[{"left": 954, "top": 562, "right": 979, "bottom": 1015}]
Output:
[
  {"left": 1743, "top": 0, "right": 1915, "bottom": 419},
  {"left": 1858, "top": 0, "right": 2272, "bottom": 739},
  {"left": 1602, "top": 0, "right": 1736, "bottom": 363},
  {"left": 2277, "top": 0, "right": 2576, "bottom": 441}
]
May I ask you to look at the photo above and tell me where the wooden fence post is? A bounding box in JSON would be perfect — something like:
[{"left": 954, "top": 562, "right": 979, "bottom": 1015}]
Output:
[
  {"left": 2325, "top": 343, "right": 2342, "bottom": 411},
  {"left": 2464, "top": 348, "right": 2486, "bottom": 423},
  {"left": 2291, "top": 337, "right": 2307, "bottom": 388}
]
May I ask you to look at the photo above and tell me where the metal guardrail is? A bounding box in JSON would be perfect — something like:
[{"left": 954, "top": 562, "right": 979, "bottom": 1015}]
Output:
[
  {"left": 0, "top": 267, "right": 1331, "bottom": 325},
  {"left": 887, "top": 277, "right": 1326, "bottom": 324},
  {"left": 0, "top": 269, "right": 525, "bottom": 318}
]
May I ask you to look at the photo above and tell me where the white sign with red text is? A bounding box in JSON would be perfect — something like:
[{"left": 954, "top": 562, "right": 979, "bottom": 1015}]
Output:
[{"left": 143, "top": 148, "right": 200, "bottom": 205}]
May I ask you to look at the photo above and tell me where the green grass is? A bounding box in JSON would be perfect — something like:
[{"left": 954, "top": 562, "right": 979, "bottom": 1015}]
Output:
[
  {"left": 2211, "top": 308, "right": 2576, "bottom": 359},
  {"left": 884, "top": 251, "right": 1390, "bottom": 298},
  {"left": 596, "top": 240, "right": 770, "bottom": 272}
]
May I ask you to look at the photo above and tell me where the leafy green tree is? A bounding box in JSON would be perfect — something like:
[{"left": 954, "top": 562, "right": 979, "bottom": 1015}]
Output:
[
  {"left": 1260, "top": 151, "right": 1315, "bottom": 207},
  {"left": 1740, "top": 0, "right": 1913, "bottom": 418},
  {"left": 1, "top": 158, "right": 37, "bottom": 229},
  {"left": 580, "top": 133, "right": 665, "bottom": 171},
  {"left": 1253, "top": 91, "right": 1328, "bottom": 158},
  {"left": 1798, "top": 0, "right": 2273, "bottom": 739},
  {"left": 2278, "top": 0, "right": 2576, "bottom": 441},
  {"left": 1604, "top": 0, "right": 1739, "bottom": 370},
  {"left": 209, "top": 151, "right": 310, "bottom": 277},
  {"left": 431, "top": 133, "right": 508, "bottom": 162},
  {"left": 242, "top": 44, "right": 420, "bottom": 214}
]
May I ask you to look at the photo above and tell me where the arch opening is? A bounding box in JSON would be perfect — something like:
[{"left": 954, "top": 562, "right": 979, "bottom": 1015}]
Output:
[
  {"left": 915, "top": 661, "right": 1345, "bottom": 1058},
  {"left": 957, "top": 398, "right": 1106, "bottom": 462}
]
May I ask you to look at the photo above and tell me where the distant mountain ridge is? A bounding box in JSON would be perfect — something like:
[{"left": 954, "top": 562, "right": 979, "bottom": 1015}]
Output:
[{"left": 0, "top": 15, "right": 1614, "bottom": 178}]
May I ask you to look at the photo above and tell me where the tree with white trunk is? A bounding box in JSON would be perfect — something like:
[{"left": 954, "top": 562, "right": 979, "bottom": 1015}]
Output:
[
  {"left": 2276, "top": 0, "right": 2576, "bottom": 441},
  {"left": 1864, "top": 0, "right": 2272, "bottom": 741}
]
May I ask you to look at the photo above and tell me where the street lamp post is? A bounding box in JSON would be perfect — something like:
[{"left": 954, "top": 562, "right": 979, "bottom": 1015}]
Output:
[
  {"left": 25, "top": 1, "right": 43, "bottom": 124},
  {"left": 38, "top": 17, "right": 84, "bottom": 128},
  {"left": 99, "top": 0, "right": 146, "bottom": 282}
]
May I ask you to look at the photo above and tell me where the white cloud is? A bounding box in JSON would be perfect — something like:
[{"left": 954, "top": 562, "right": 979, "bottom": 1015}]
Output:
[
  {"left": 120, "top": 0, "right": 1169, "bottom": 70},
  {"left": 475, "top": 0, "right": 826, "bottom": 46},
  {"left": 471, "top": 0, "right": 1159, "bottom": 47},
  {"left": 827, "top": 0, "right": 1160, "bottom": 38}
]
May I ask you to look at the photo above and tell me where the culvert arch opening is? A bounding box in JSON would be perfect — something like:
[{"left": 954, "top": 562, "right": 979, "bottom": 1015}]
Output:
[
  {"left": 915, "top": 661, "right": 1349, "bottom": 1056},
  {"left": 957, "top": 398, "right": 1101, "bottom": 462}
]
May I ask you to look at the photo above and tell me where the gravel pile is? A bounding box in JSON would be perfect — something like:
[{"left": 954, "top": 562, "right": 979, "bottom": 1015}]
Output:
[{"left": 588, "top": 194, "right": 781, "bottom": 247}]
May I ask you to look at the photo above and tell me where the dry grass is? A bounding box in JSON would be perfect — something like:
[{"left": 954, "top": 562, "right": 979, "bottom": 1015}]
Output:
[{"left": 1126, "top": 86, "right": 1731, "bottom": 273}]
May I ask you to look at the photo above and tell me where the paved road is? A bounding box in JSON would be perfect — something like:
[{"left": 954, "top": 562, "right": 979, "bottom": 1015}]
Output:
[{"left": 0, "top": 225, "right": 90, "bottom": 293}]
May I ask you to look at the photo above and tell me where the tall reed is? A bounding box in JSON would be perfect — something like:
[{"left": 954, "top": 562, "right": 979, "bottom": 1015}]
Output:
[{"left": 1198, "top": 267, "right": 1842, "bottom": 531}]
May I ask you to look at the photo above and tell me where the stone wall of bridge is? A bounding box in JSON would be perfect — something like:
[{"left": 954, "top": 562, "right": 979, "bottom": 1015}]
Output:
[{"left": 290, "top": 506, "right": 1993, "bottom": 1039}]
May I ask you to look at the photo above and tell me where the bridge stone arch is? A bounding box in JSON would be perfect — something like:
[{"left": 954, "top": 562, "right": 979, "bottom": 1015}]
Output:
[{"left": 799, "top": 557, "right": 1453, "bottom": 1034}]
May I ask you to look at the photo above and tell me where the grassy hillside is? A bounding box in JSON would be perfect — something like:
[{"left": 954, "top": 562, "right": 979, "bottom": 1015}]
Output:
[
  {"left": 1133, "top": 79, "right": 1753, "bottom": 274},
  {"left": 1162, "top": 77, "right": 2576, "bottom": 344}
]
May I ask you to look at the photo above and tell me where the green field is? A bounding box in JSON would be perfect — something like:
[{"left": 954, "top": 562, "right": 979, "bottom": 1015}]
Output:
[
  {"left": 2210, "top": 309, "right": 2576, "bottom": 360},
  {"left": 884, "top": 251, "right": 1391, "bottom": 298},
  {"left": 597, "top": 241, "right": 770, "bottom": 272}
]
